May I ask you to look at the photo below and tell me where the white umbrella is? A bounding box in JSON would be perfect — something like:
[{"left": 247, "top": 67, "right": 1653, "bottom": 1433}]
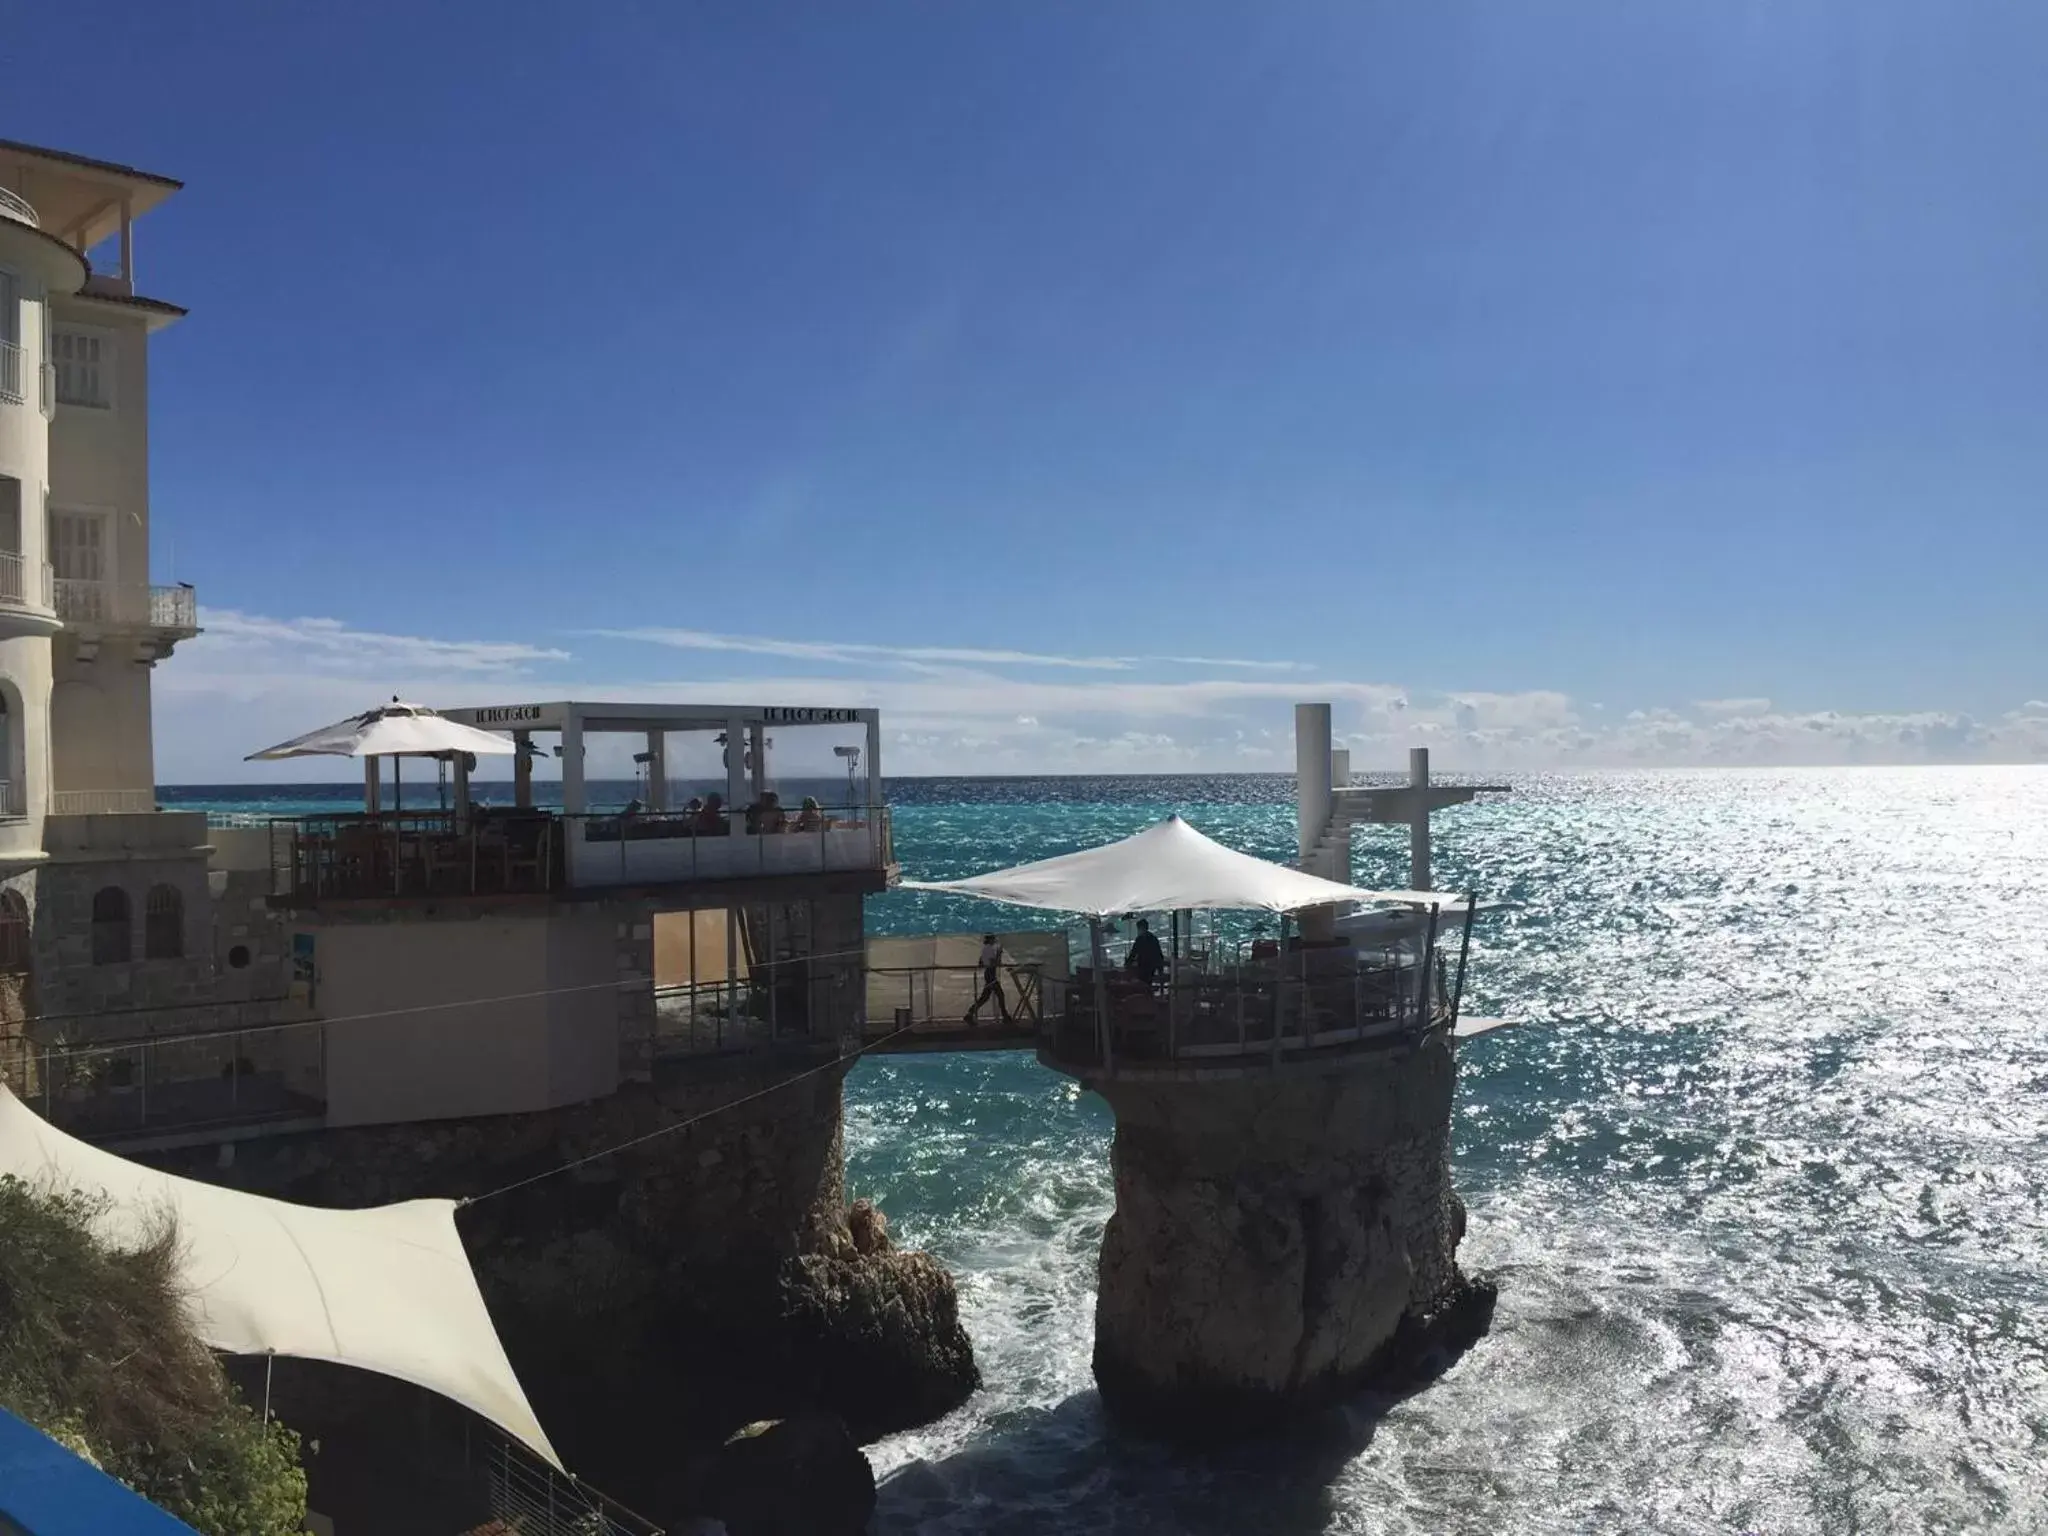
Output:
[
  {"left": 247, "top": 700, "right": 517, "bottom": 763},
  {"left": 900, "top": 814, "right": 1450, "bottom": 916},
  {"left": 247, "top": 700, "right": 515, "bottom": 812}
]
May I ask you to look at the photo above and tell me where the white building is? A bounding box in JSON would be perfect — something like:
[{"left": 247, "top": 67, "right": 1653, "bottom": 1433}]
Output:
[{"left": 0, "top": 139, "right": 209, "bottom": 1054}]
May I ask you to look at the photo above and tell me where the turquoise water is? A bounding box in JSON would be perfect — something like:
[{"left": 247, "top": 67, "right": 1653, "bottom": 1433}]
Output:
[
  {"left": 844, "top": 770, "right": 2048, "bottom": 1535},
  {"left": 184, "top": 770, "right": 2048, "bottom": 1531}
]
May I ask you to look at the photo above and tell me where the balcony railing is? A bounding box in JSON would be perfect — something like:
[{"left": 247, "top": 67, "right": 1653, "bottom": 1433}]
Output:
[
  {"left": 0, "top": 780, "right": 21, "bottom": 819},
  {"left": 48, "top": 789, "right": 158, "bottom": 815},
  {"left": 0, "top": 339, "right": 20, "bottom": 405},
  {"left": 0, "top": 552, "right": 53, "bottom": 611},
  {"left": 52, "top": 579, "right": 199, "bottom": 633},
  {"left": 0, "top": 188, "right": 37, "bottom": 227},
  {"left": 269, "top": 803, "right": 894, "bottom": 903},
  {"left": 0, "top": 1014, "right": 323, "bottom": 1143}
]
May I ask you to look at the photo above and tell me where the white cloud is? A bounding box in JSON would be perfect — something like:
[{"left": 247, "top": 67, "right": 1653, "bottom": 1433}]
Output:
[
  {"left": 1695, "top": 696, "right": 1773, "bottom": 716},
  {"left": 150, "top": 610, "right": 2048, "bottom": 780},
  {"left": 200, "top": 610, "right": 569, "bottom": 674},
  {"left": 584, "top": 627, "right": 1302, "bottom": 674}
]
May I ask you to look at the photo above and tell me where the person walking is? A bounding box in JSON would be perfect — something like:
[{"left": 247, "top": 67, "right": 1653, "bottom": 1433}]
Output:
[{"left": 966, "top": 933, "right": 1011, "bottom": 1025}]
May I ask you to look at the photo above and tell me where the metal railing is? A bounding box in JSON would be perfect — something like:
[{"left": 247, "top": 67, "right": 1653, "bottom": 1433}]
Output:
[
  {"left": 270, "top": 803, "right": 893, "bottom": 902},
  {"left": 638, "top": 965, "right": 860, "bottom": 1067},
  {"left": 0, "top": 552, "right": 54, "bottom": 610},
  {"left": 0, "top": 339, "right": 21, "bottom": 405},
  {"left": 48, "top": 788, "right": 157, "bottom": 815},
  {"left": 52, "top": 579, "right": 200, "bottom": 631},
  {"left": 0, "top": 780, "right": 20, "bottom": 819},
  {"left": 864, "top": 961, "right": 1051, "bottom": 1038},
  {"left": 0, "top": 188, "right": 37, "bottom": 227},
  {"left": 1, "top": 1014, "right": 323, "bottom": 1141},
  {"left": 274, "top": 808, "right": 562, "bottom": 900},
  {"left": 1042, "top": 956, "right": 1441, "bottom": 1071},
  {"left": 480, "top": 1431, "right": 663, "bottom": 1536}
]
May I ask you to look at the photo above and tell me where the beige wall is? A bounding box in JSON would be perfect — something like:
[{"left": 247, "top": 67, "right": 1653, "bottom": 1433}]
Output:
[
  {"left": 46, "top": 305, "right": 152, "bottom": 577},
  {"left": 314, "top": 913, "right": 620, "bottom": 1128},
  {"left": 49, "top": 660, "right": 153, "bottom": 793},
  {"left": 46, "top": 303, "right": 157, "bottom": 797}
]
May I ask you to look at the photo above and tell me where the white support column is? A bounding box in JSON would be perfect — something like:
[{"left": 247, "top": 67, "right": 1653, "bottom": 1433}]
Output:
[
  {"left": 363, "top": 757, "right": 380, "bottom": 814},
  {"left": 748, "top": 723, "right": 766, "bottom": 803},
  {"left": 645, "top": 731, "right": 668, "bottom": 810},
  {"left": 725, "top": 717, "right": 747, "bottom": 813},
  {"left": 1295, "top": 703, "right": 1334, "bottom": 942},
  {"left": 865, "top": 716, "right": 882, "bottom": 811},
  {"left": 513, "top": 731, "right": 533, "bottom": 808},
  {"left": 561, "top": 712, "right": 585, "bottom": 814},
  {"left": 1408, "top": 746, "right": 1432, "bottom": 892}
]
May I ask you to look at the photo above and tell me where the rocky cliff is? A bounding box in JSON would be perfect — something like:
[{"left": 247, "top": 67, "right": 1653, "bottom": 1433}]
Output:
[
  {"left": 1090, "top": 1035, "right": 1494, "bottom": 1441},
  {"left": 149, "top": 1056, "right": 977, "bottom": 1524}
]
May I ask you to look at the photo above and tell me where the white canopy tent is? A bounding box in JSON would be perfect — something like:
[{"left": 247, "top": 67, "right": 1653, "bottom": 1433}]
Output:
[
  {"left": 247, "top": 700, "right": 517, "bottom": 815},
  {"left": 900, "top": 814, "right": 1455, "bottom": 916},
  {"left": 0, "top": 1084, "right": 561, "bottom": 1471}
]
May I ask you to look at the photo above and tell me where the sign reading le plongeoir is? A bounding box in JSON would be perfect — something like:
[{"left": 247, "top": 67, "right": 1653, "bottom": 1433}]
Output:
[
  {"left": 471, "top": 705, "right": 545, "bottom": 724},
  {"left": 761, "top": 707, "right": 860, "bottom": 724}
]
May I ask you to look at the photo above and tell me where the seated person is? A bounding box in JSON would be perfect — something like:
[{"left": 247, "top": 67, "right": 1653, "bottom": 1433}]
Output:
[
  {"left": 759, "top": 791, "right": 789, "bottom": 833},
  {"left": 1125, "top": 918, "right": 1167, "bottom": 988},
  {"left": 694, "top": 793, "right": 728, "bottom": 835},
  {"left": 795, "top": 796, "right": 824, "bottom": 831}
]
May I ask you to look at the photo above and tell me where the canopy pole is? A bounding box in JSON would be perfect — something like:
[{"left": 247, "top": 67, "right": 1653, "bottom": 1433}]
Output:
[
  {"left": 364, "top": 756, "right": 380, "bottom": 815},
  {"left": 393, "top": 754, "right": 402, "bottom": 814},
  {"left": 1274, "top": 913, "right": 1288, "bottom": 1062},
  {"left": 1090, "top": 917, "right": 1113, "bottom": 1071},
  {"left": 1449, "top": 890, "right": 1477, "bottom": 1030}
]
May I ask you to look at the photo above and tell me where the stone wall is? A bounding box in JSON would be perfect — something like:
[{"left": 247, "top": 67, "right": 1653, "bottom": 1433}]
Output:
[
  {"left": 17, "top": 854, "right": 221, "bottom": 1042},
  {"left": 1089, "top": 1035, "right": 1491, "bottom": 1440}
]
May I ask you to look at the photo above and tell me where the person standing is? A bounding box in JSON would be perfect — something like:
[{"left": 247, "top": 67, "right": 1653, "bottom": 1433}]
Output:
[
  {"left": 1126, "top": 917, "right": 1167, "bottom": 989},
  {"left": 966, "top": 933, "right": 1011, "bottom": 1025}
]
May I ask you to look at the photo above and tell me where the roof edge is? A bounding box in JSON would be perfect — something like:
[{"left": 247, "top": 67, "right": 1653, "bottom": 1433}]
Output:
[{"left": 0, "top": 137, "right": 183, "bottom": 191}]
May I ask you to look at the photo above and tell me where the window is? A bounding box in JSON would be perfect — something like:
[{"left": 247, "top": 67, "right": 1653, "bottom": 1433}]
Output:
[
  {"left": 144, "top": 884, "right": 183, "bottom": 960},
  {"left": 50, "top": 510, "right": 107, "bottom": 619},
  {"left": 90, "top": 886, "right": 130, "bottom": 965},
  {"left": 0, "top": 477, "right": 19, "bottom": 557},
  {"left": 0, "top": 269, "right": 20, "bottom": 403},
  {"left": 53, "top": 329, "right": 109, "bottom": 409},
  {"left": 0, "top": 890, "right": 27, "bottom": 973}
]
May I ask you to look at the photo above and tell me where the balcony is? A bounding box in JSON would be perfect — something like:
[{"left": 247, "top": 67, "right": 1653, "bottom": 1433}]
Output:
[
  {"left": 0, "top": 339, "right": 19, "bottom": 404},
  {"left": 268, "top": 803, "right": 894, "bottom": 904},
  {"left": 0, "top": 188, "right": 37, "bottom": 228},
  {"left": 54, "top": 579, "right": 196, "bottom": 629},
  {"left": 53, "top": 580, "right": 199, "bottom": 659},
  {"left": 0, "top": 552, "right": 53, "bottom": 610}
]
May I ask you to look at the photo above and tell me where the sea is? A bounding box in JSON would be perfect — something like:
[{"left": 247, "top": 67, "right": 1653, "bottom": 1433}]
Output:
[{"left": 168, "top": 769, "right": 2048, "bottom": 1535}]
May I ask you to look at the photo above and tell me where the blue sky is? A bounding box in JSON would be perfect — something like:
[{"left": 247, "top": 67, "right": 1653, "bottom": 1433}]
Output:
[{"left": 11, "top": 1, "right": 2048, "bottom": 777}]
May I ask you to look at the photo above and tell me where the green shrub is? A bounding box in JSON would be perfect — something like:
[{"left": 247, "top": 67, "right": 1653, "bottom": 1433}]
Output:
[{"left": 0, "top": 1175, "right": 307, "bottom": 1535}]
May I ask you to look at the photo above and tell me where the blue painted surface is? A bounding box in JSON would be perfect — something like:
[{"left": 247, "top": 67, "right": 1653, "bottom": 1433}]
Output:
[{"left": 0, "top": 1407, "right": 197, "bottom": 1536}]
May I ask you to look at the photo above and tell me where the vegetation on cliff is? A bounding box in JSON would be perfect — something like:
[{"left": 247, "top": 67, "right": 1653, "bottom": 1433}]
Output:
[{"left": 0, "top": 1175, "right": 308, "bottom": 1535}]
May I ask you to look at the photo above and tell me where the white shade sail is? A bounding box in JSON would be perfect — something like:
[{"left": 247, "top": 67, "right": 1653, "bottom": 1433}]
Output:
[
  {"left": 0, "top": 1085, "right": 560, "bottom": 1471},
  {"left": 247, "top": 702, "right": 518, "bottom": 762},
  {"left": 901, "top": 815, "right": 1456, "bottom": 916}
]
